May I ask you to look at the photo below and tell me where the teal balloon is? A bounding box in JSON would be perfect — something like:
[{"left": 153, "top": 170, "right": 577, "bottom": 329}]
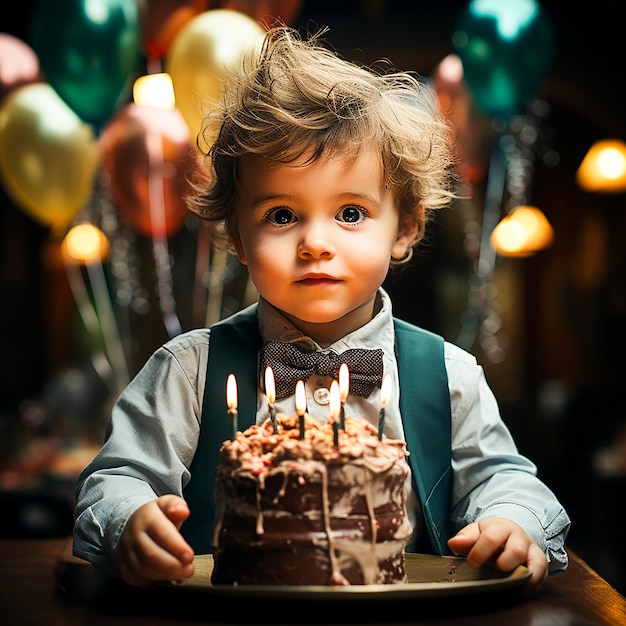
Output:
[
  {"left": 29, "top": 0, "right": 141, "bottom": 127},
  {"left": 453, "top": 0, "right": 555, "bottom": 119}
]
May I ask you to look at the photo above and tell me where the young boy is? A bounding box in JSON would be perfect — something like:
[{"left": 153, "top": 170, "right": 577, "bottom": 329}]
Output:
[{"left": 73, "top": 26, "right": 570, "bottom": 589}]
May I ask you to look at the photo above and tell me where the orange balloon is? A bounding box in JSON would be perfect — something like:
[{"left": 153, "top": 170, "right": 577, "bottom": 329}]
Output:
[
  {"left": 101, "top": 103, "right": 198, "bottom": 238},
  {"left": 140, "top": 0, "right": 208, "bottom": 61},
  {"left": 213, "top": 0, "right": 303, "bottom": 25},
  {"left": 432, "top": 54, "right": 492, "bottom": 185}
]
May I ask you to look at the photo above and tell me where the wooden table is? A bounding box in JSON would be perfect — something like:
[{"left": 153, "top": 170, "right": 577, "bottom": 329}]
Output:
[{"left": 1, "top": 538, "right": 626, "bottom": 625}]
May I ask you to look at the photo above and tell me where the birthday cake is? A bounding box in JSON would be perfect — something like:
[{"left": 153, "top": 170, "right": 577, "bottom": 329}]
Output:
[{"left": 211, "top": 412, "right": 412, "bottom": 586}]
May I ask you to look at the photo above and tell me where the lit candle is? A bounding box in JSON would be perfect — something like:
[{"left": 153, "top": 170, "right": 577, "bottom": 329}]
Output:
[
  {"left": 226, "top": 373, "right": 238, "bottom": 439},
  {"left": 338, "top": 362, "right": 349, "bottom": 430},
  {"left": 295, "top": 380, "right": 306, "bottom": 439},
  {"left": 265, "top": 366, "right": 278, "bottom": 434},
  {"left": 378, "top": 374, "right": 392, "bottom": 440},
  {"left": 330, "top": 379, "right": 341, "bottom": 446}
]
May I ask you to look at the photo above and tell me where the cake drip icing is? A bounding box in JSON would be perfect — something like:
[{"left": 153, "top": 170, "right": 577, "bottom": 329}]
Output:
[{"left": 211, "top": 413, "right": 413, "bottom": 586}]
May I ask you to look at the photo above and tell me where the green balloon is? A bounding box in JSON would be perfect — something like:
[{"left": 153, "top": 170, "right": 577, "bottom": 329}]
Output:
[
  {"left": 29, "top": 0, "right": 141, "bottom": 127},
  {"left": 453, "top": 0, "right": 555, "bottom": 119}
]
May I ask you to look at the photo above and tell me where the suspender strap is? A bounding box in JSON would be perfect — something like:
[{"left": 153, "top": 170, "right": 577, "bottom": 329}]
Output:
[
  {"left": 183, "top": 306, "right": 452, "bottom": 557},
  {"left": 394, "top": 319, "right": 452, "bottom": 555},
  {"left": 181, "top": 304, "right": 261, "bottom": 553}
]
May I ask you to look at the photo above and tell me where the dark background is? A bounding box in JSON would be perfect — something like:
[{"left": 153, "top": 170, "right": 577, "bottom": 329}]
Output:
[{"left": 2, "top": 0, "right": 626, "bottom": 594}]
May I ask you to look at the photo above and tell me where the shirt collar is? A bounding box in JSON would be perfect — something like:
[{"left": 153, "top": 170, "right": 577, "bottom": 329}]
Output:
[{"left": 256, "top": 288, "right": 396, "bottom": 361}]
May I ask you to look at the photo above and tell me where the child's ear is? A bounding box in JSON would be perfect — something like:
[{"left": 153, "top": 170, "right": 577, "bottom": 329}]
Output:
[
  {"left": 231, "top": 231, "right": 248, "bottom": 265},
  {"left": 391, "top": 209, "right": 421, "bottom": 260}
]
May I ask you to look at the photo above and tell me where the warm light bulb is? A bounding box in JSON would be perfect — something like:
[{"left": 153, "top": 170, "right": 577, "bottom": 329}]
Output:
[
  {"left": 62, "top": 224, "right": 110, "bottom": 264},
  {"left": 576, "top": 139, "right": 626, "bottom": 193},
  {"left": 597, "top": 148, "right": 626, "bottom": 180},
  {"left": 133, "top": 72, "right": 176, "bottom": 110}
]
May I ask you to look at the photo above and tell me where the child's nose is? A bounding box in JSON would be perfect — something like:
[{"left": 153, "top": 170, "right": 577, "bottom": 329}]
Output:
[{"left": 297, "top": 222, "right": 335, "bottom": 259}]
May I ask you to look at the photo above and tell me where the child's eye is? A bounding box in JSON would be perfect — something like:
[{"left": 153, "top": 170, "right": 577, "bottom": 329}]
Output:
[
  {"left": 267, "top": 207, "right": 297, "bottom": 225},
  {"left": 336, "top": 206, "right": 366, "bottom": 224}
]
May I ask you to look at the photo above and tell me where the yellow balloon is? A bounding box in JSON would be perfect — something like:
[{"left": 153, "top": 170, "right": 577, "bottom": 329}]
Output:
[
  {"left": 165, "top": 9, "right": 265, "bottom": 149},
  {"left": 0, "top": 83, "right": 100, "bottom": 231}
]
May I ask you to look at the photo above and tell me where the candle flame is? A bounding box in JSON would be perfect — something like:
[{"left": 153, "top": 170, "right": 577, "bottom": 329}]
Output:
[
  {"left": 329, "top": 380, "right": 341, "bottom": 420},
  {"left": 226, "top": 374, "right": 238, "bottom": 411},
  {"left": 380, "top": 374, "right": 392, "bottom": 407},
  {"left": 264, "top": 366, "right": 276, "bottom": 404},
  {"left": 295, "top": 380, "right": 306, "bottom": 416},
  {"left": 339, "top": 363, "right": 349, "bottom": 402}
]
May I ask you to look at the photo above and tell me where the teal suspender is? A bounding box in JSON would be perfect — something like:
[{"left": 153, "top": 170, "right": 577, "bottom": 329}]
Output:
[
  {"left": 394, "top": 319, "right": 452, "bottom": 555},
  {"left": 182, "top": 305, "right": 261, "bottom": 553},
  {"left": 182, "top": 305, "right": 452, "bottom": 556}
]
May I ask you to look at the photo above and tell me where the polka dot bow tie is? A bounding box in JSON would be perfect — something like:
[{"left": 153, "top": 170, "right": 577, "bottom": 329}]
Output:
[{"left": 260, "top": 340, "right": 384, "bottom": 400}]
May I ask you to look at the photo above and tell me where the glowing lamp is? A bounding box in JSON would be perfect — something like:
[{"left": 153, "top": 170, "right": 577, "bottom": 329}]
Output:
[
  {"left": 576, "top": 139, "right": 626, "bottom": 193},
  {"left": 62, "top": 224, "right": 110, "bottom": 264},
  {"left": 133, "top": 72, "right": 176, "bottom": 110},
  {"left": 490, "top": 205, "right": 554, "bottom": 257}
]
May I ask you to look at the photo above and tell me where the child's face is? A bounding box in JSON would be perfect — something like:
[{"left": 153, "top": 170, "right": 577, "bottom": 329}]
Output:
[{"left": 232, "top": 148, "right": 416, "bottom": 344}]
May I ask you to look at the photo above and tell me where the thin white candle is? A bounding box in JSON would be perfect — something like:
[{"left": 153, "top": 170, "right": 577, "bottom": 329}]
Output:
[
  {"left": 330, "top": 379, "right": 341, "bottom": 446},
  {"left": 378, "top": 374, "right": 392, "bottom": 440},
  {"left": 338, "top": 362, "right": 349, "bottom": 429}
]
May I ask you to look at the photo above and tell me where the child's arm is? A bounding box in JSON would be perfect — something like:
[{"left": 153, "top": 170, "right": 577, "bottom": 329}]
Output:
[
  {"left": 446, "top": 343, "right": 571, "bottom": 579},
  {"left": 73, "top": 331, "right": 210, "bottom": 576}
]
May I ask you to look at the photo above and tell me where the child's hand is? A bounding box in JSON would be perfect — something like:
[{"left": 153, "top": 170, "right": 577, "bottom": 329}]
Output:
[
  {"left": 447, "top": 517, "right": 548, "bottom": 587},
  {"left": 113, "top": 494, "right": 195, "bottom": 587}
]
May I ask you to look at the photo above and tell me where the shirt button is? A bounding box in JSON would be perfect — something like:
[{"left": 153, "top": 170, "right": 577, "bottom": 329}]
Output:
[{"left": 313, "top": 387, "right": 330, "bottom": 405}]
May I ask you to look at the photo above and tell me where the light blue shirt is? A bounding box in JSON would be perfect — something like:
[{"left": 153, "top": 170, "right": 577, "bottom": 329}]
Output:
[{"left": 74, "top": 289, "right": 570, "bottom": 575}]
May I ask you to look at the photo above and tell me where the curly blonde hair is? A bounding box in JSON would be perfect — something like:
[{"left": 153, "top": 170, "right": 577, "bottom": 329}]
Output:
[{"left": 188, "top": 26, "right": 456, "bottom": 265}]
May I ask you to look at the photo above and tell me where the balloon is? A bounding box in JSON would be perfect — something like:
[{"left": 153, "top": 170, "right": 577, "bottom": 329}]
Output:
[
  {"left": 214, "top": 0, "right": 303, "bottom": 25},
  {"left": 165, "top": 9, "right": 266, "bottom": 145},
  {"left": 140, "top": 0, "right": 208, "bottom": 61},
  {"left": 0, "top": 83, "right": 100, "bottom": 231},
  {"left": 101, "top": 103, "right": 198, "bottom": 238},
  {"left": 431, "top": 54, "right": 492, "bottom": 184},
  {"left": 29, "top": 0, "right": 141, "bottom": 126},
  {"left": 0, "top": 33, "right": 43, "bottom": 105},
  {"left": 453, "top": 0, "right": 555, "bottom": 119}
]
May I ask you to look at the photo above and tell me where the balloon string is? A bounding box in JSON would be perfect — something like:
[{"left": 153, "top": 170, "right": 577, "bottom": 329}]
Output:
[
  {"left": 457, "top": 134, "right": 506, "bottom": 350},
  {"left": 85, "top": 259, "right": 131, "bottom": 392},
  {"left": 63, "top": 260, "right": 119, "bottom": 395},
  {"left": 147, "top": 130, "right": 183, "bottom": 338},
  {"left": 204, "top": 250, "right": 228, "bottom": 327},
  {"left": 192, "top": 220, "right": 211, "bottom": 328}
]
